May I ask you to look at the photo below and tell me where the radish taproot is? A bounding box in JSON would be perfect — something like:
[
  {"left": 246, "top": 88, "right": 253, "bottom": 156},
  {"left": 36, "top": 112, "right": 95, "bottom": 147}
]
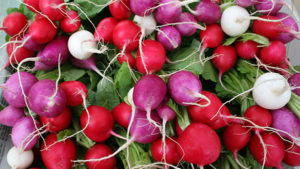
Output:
[
  {"left": 40, "top": 107, "right": 72, "bottom": 132},
  {"left": 157, "top": 26, "right": 181, "bottom": 51},
  {"left": 7, "top": 146, "right": 34, "bottom": 169},
  {"left": 85, "top": 144, "right": 116, "bottom": 169},
  {"left": 133, "top": 14, "right": 157, "bottom": 37},
  {"left": 0, "top": 105, "right": 24, "bottom": 127},
  {"left": 59, "top": 81, "right": 88, "bottom": 107},
  {"left": 1, "top": 12, "right": 28, "bottom": 37}
]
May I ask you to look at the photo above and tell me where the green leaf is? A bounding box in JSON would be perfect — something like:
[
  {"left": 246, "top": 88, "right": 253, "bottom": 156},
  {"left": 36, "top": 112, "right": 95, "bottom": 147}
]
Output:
[
  {"left": 5, "top": 35, "right": 10, "bottom": 42},
  {"left": 201, "top": 60, "right": 218, "bottom": 82},
  {"left": 87, "top": 90, "right": 96, "bottom": 106},
  {"left": 223, "top": 36, "right": 241, "bottom": 46},
  {"left": 73, "top": 0, "right": 109, "bottom": 20},
  {"left": 240, "top": 33, "right": 270, "bottom": 47},
  {"left": 95, "top": 77, "right": 120, "bottom": 110},
  {"left": 6, "top": 8, "right": 19, "bottom": 15},
  {"left": 87, "top": 70, "right": 100, "bottom": 90},
  {"left": 62, "top": 68, "right": 86, "bottom": 81},
  {"left": 19, "top": 3, "right": 34, "bottom": 19},
  {"left": 57, "top": 129, "right": 73, "bottom": 140},
  {"left": 114, "top": 63, "right": 135, "bottom": 99}
]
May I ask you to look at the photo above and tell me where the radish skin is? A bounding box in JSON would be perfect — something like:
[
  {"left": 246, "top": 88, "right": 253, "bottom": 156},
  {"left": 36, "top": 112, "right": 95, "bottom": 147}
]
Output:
[{"left": 7, "top": 146, "right": 34, "bottom": 169}]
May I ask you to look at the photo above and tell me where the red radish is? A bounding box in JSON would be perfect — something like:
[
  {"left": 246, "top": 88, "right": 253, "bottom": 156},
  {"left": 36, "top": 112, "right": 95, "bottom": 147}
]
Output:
[
  {"left": 41, "top": 134, "right": 76, "bottom": 169},
  {"left": 109, "top": 0, "right": 131, "bottom": 20},
  {"left": 117, "top": 51, "right": 136, "bottom": 68},
  {"left": 1, "top": 12, "right": 28, "bottom": 37},
  {"left": 284, "top": 142, "right": 300, "bottom": 166},
  {"left": 94, "top": 17, "right": 119, "bottom": 43},
  {"left": 0, "top": 105, "right": 24, "bottom": 127},
  {"left": 199, "top": 24, "right": 224, "bottom": 59},
  {"left": 249, "top": 132, "right": 285, "bottom": 168},
  {"left": 23, "top": 34, "right": 45, "bottom": 52},
  {"left": 175, "top": 119, "right": 184, "bottom": 136},
  {"left": 24, "top": 0, "right": 40, "bottom": 12},
  {"left": 40, "top": 107, "right": 72, "bottom": 132},
  {"left": 80, "top": 105, "right": 114, "bottom": 142},
  {"left": 112, "top": 20, "right": 141, "bottom": 51},
  {"left": 212, "top": 45, "right": 237, "bottom": 80},
  {"left": 39, "top": 0, "right": 66, "bottom": 21},
  {"left": 235, "top": 40, "right": 259, "bottom": 60},
  {"left": 59, "top": 81, "right": 88, "bottom": 107},
  {"left": 195, "top": 0, "right": 221, "bottom": 24},
  {"left": 259, "top": 40, "right": 286, "bottom": 66},
  {"left": 111, "top": 102, "right": 131, "bottom": 128},
  {"left": 244, "top": 105, "right": 272, "bottom": 133},
  {"left": 136, "top": 39, "right": 166, "bottom": 74},
  {"left": 252, "top": 15, "right": 282, "bottom": 39},
  {"left": 85, "top": 144, "right": 116, "bottom": 169},
  {"left": 151, "top": 137, "right": 183, "bottom": 165},
  {"left": 223, "top": 123, "right": 252, "bottom": 167},
  {"left": 28, "top": 18, "right": 58, "bottom": 44},
  {"left": 60, "top": 10, "right": 81, "bottom": 33},
  {"left": 177, "top": 123, "right": 221, "bottom": 168},
  {"left": 5, "top": 37, "right": 34, "bottom": 68}
]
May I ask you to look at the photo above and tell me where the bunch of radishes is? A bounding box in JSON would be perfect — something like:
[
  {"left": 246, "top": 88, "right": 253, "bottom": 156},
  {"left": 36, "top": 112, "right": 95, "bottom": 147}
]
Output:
[{"left": 0, "top": 0, "right": 300, "bottom": 169}]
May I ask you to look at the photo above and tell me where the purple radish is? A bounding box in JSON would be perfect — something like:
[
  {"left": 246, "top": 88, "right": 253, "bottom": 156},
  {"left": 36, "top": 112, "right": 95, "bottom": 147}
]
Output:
[
  {"left": 155, "top": 0, "right": 182, "bottom": 24},
  {"left": 2, "top": 72, "right": 38, "bottom": 108},
  {"left": 274, "top": 12, "right": 299, "bottom": 44},
  {"left": 28, "top": 79, "right": 67, "bottom": 117},
  {"left": 195, "top": 0, "right": 221, "bottom": 24},
  {"left": 254, "top": 0, "right": 283, "bottom": 15},
  {"left": 11, "top": 117, "right": 39, "bottom": 151},
  {"left": 234, "top": 0, "right": 256, "bottom": 7},
  {"left": 130, "top": 0, "right": 156, "bottom": 16},
  {"left": 168, "top": 70, "right": 206, "bottom": 106},
  {"left": 0, "top": 105, "right": 24, "bottom": 127},
  {"left": 23, "top": 34, "right": 45, "bottom": 52},
  {"left": 32, "top": 61, "right": 55, "bottom": 71},
  {"left": 157, "top": 105, "right": 176, "bottom": 122},
  {"left": 288, "top": 73, "right": 300, "bottom": 96},
  {"left": 157, "top": 26, "right": 182, "bottom": 51},
  {"left": 271, "top": 107, "right": 300, "bottom": 145},
  {"left": 175, "top": 12, "right": 198, "bottom": 37}
]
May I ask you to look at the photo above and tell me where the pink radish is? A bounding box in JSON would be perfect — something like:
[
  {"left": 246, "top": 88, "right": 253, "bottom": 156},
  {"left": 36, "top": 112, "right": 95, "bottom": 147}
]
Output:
[
  {"left": 157, "top": 26, "right": 182, "bottom": 51},
  {"left": 155, "top": 0, "right": 182, "bottom": 25},
  {"left": 235, "top": 0, "right": 256, "bottom": 7},
  {"left": 175, "top": 12, "right": 198, "bottom": 37},
  {"left": 23, "top": 34, "right": 45, "bottom": 52},
  {"left": 0, "top": 105, "right": 24, "bottom": 127},
  {"left": 130, "top": 0, "right": 156, "bottom": 16},
  {"left": 254, "top": 0, "right": 283, "bottom": 15},
  {"left": 274, "top": 12, "right": 299, "bottom": 44},
  {"left": 195, "top": 0, "right": 221, "bottom": 24}
]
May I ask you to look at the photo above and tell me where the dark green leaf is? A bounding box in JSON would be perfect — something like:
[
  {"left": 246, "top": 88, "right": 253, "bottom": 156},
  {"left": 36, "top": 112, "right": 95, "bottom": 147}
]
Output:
[
  {"left": 73, "top": 0, "right": 109, "bottom": 20},
  {"left": 87, "top": 70, "right": 100, "bottom": 90},
  {"left": 5, "top": 35, "right": 10, "bottom": 42},
  {"left": 114, "top": 63, "right": 135, "bottom": 99},
  {"left": 95, "top": 77, "right": 120, "bottom": 110},
  {"left": 19, "top": 3, "right": 34, "bottom": 19},
  {"left": 201, "top": 60, "right": 218, "bottom": 82},
  {"left": 57, "top": 129, "right": 73, "bottom": 140},
  {"left": 87, "top": 90, "right": 96, "bottom": 106},
  {"left": 294, "top": 66, "right": 300, "bottom": 72}
]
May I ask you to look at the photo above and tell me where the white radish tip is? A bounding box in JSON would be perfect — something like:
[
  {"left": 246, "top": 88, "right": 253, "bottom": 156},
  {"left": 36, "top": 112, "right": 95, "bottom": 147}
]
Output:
[
  {"left": 7, "top": 146, "right": 34, "bottom": 169},
  {"left": 133, "top": 15, "right": 157, "bottom": 37}
]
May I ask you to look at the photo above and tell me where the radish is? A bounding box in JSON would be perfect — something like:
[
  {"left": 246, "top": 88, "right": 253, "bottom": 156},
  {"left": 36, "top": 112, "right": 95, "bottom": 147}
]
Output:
[
  {"left": 254, "top": 0, "right": 283, "bottom": 15},
  {"left": 0, "top": 105, "right": 24, "bottom": 127},
  {"left": 130, "top": 0, "right": 156, "bottom": 16},
  {"left": 133, "top": 15, "right": 157, "bottom": 37},
  {"left": 271, "top": 107, "right": 300, "bottom": 144},
  {"left": 151, "top": 137, "right": 183, "bottom": 165},
  {"left": 28, "top": 79, "right": 67, "bottom": 117},
  {"left": 223, "top": 123, "right": 252, "bottom": 168},
  {"left": 28, "top": 18, "right": 57, "bottom": 44},
  {"left": 244, "top": 105, "right": 273, "bottom": 133},
  {"left": 288, "top": 73, "right": 300, "bottom": 96},
  {"left": 168, "top": 70, "right": 209, "bottom": 106},
  {"left": 135, "top": 39, "right": 166, "bottom": 74},
  {"left": 113, "top": 20, "right": 141, "bottom": 51},
  {"left": 60, "top": 10, "right": 81, "bottom": 33},
  {"left": 39, "top": 0, "right": 66, "bottom": 21},
  {"left": 94, "top": 17, "right": 119, "bottom": 43},
  {"left": 235, "top": 0, "right": 256, "bottom": 7},
  {"left": 274, "top": 12, "right": 299, "bottom": 44},
  {"left": 11, "top": 117, "right": 39, "bottom": 151},
  {"left": 117, "top": 51, "right": 136, "bottom": 68},
  {"left": 177, "top": 123, "right": 221, "bottom": 168},
  {"left": 175, "top": 12, "right": 198, "bottom": 37},
  {"left": 221, "top": 6, "right": 250, "bottom": 37},
  {"left": 33, "top": 60, "right": 55, "bottom": 71},
  {"left": 7, "top": 146, "right": 34, "bottom": 169},
  {"left": 85, "top": 144, "right": 116, "bottom": 169},
  {"left": 1, "top": 12, "right": 28, "bottom": 37},
  {"left": 252, "top": 72, "right": 291, "bottom": 110},
  {"left": 2, "top": 72, "right": 38, "bottom": 108},
  {"left": 23, "top": 34, "right": 45, "bottom": 52},
  {"left": 24, "top": 0, "right": 40, "bottom": 12},
  {"left": 284, "top": 142, "right": 300, "bottom": 166},
  {"left": 199, "top": 24, "right": 224, "bottom": 60},
  {"left": 41, "top": 134, "right": 76, "bottom": 169},
  {"left": 259, "top": 40, "right": 286, "bottom": 66},
  {"left": 40, "top": 107, "right": 72, "bottom": 132},
  {"left": 157, "top": 26, "right": 181, "bottom": 51},
  {"left": 59, "top": 81, "right": 88, "bottom": 107},
  {"left": 155, "top": 0, "right": 182, "bottom": 25},
  {"left": 80, "top": 105, "right": 114, "bottom": 142},
  {"left": 234, "top": 40, "right": 259, "bottom": 60},
  {"left": 249, "top": 132, "right": 285, "bottom": 169},
  {"left": 195, "top": 0, "right": 221, "bottom": 24},
  {"left": 111, "top": 102, "right": 132, "bottom": 128},
  {"left": 109, "top": 0, "right": 131, "bottom": 20}
]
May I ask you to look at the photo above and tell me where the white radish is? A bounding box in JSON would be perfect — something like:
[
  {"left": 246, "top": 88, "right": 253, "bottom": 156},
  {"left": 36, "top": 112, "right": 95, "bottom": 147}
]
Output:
[
  {"left": 68, "top": 30, "right": 99, "bottom": 60},
  {"left": 221, "top": 6, "right": 250, "bottom": 37},
  {"left": 7, "top": 146, "right": 34, "bottom": 169},
  {"left": 253, "top": 72, "right": 291, "bottom": 110},
  {"left": 127, "top": 87, "right": 135, "bottom": 106},
  {"left": 133, "top": 15, "right": 157, "bottom": 37}
]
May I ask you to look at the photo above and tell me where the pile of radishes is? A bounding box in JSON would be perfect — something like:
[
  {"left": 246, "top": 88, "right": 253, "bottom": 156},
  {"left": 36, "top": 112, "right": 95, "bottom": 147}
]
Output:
[{"left": 0, "top": 0, "right": 300, "bottom": 168}]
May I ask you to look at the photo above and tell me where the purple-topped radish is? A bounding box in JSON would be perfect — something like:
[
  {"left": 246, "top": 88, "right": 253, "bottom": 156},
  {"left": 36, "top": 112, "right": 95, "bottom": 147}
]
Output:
[
  {"left": 130, "top": 0, "right": 156, "bottom": 16},
  {"left": 288, "top": 73, "right": 300, "bottom": 96},
  {"left": 28, "top": 79, "right": 67, "bottom": 117},
  {"left": 254, "top": 0, "right": 283, "bottom": 15},
  {"left": 235, "top": 0, "right": 256, "bottom": 7},
  {"left": 195, "top": 0, "right": 221, "bottom": 24},
  {"left": 23, "top": 34, "right": 45, "bottom": 52},
  {"left": 2, "top": 72, "right": 38, "bottom": 108},
  {"left": 155, "top": 0, "right": 182, "bottom": 24},
  {"left": 168, "top": 70, "right": 209, "bottom": 106},
  {"left": 0, "top": 105, "right": 24, "bottom": 127},
  {"left": 157, "top": 105, "right": 176, "bottom": 122},
  {"left": 157, "top": 26, "right": 181, "bottom": 51},
  {"left": 11, "top": 117, "right": 39, "bottom": 151},
  {"left": 175, "top": 12, "right": 198, "bottom": 37},
  {"left": 33, "top": 61, "right": 55, "bottom": 71},
  {"left": 274, "top": 12, "right": 299, "bottom": 44}
]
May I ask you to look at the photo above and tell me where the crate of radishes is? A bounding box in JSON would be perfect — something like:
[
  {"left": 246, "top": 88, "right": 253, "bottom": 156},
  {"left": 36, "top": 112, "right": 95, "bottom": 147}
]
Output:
[{"left": 0, "top": 0, "right": 300, "bottom": 169}]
